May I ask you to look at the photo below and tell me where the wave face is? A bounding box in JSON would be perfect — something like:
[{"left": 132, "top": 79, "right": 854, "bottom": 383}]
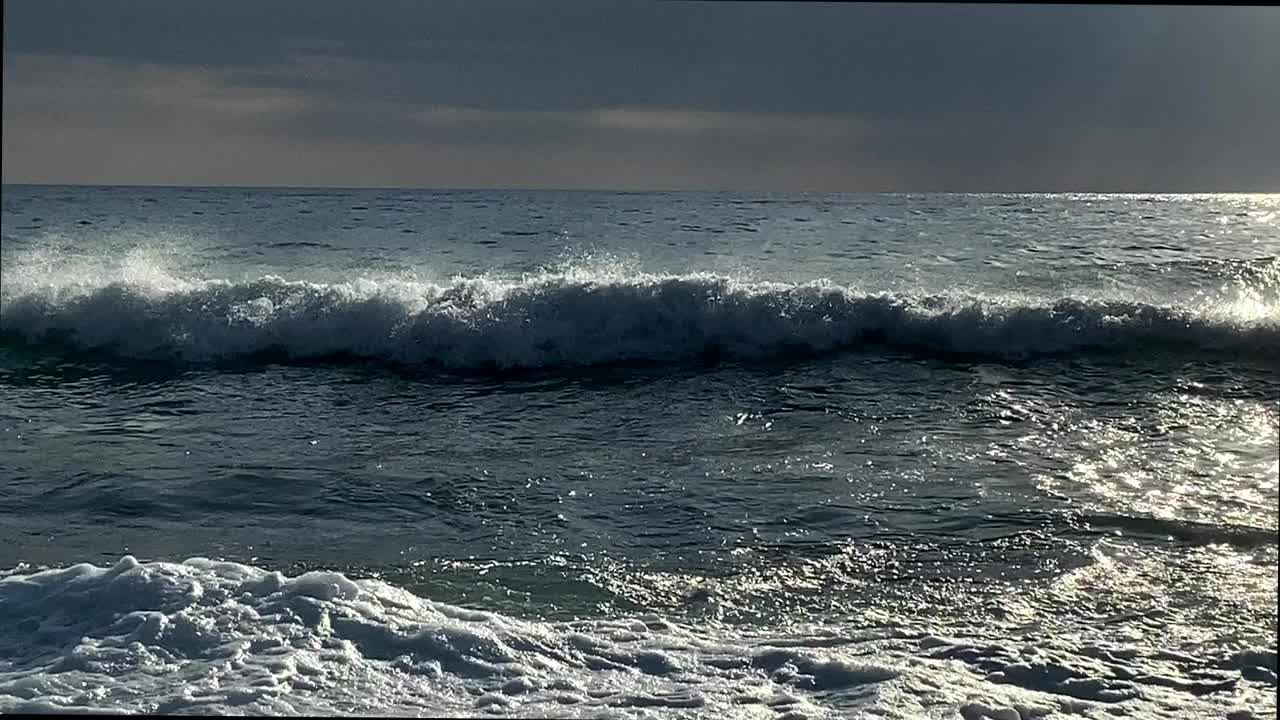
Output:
[
  {"left": 1, "top": 557, "right": 1273, "bottom": 717},
  {"left": 2, "top": 266, "right": 1277, "bottom": 369}
]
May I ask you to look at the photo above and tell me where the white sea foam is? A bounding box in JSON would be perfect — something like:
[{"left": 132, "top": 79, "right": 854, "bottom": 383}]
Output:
[
  {"left": 0, "top": 557, "right": 1273, "bottom": 717},
  {"left": 2, "top": 255, "right": 1276, "bottom": 369}
]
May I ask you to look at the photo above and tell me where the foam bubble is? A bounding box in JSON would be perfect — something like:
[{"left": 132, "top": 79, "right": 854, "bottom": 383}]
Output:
[{"left": 0, "top": 557, "right": 1273, "bottom": 717}]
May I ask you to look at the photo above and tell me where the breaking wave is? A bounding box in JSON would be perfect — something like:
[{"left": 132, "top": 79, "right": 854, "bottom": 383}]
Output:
[{"left": 2, "top": 264, "right": 1277, "bottom": 369}]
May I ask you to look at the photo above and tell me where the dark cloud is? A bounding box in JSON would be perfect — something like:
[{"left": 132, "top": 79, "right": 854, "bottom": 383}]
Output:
[{"left": 4, "top": 0, "right": 1278, "bottom": 190}]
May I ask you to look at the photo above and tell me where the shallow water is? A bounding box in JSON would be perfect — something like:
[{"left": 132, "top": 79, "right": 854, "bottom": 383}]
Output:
[{"left": 1, "top": 186, "right": 1277, "bottom": 717}]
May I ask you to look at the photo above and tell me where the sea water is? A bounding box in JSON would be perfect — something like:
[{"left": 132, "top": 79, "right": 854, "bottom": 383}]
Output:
[{"left": 1, "top": 186, "right": 1277, "bottom": 717}]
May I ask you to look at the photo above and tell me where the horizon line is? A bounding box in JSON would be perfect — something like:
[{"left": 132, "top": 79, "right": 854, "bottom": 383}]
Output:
[{"left": 3, "top": 181, "right": 1277, "bottom": 196}]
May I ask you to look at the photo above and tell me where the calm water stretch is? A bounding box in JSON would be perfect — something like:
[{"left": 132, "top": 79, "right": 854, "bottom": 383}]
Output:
[{"left": 1, "top": 186, "right": 1276, "bottom": 717}]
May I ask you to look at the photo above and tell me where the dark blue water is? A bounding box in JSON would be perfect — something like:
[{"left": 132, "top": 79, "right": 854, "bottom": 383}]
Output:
[{"left": 1, "top": 186, "right": 1276, "bottom": 717}]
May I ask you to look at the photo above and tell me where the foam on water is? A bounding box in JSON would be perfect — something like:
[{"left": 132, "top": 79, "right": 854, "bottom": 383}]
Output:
[
  {"left": 2, "top": 253, "right": 1277, "bottom": 369},
  {"left": 0, "top": 557, "right": 1273, "bottom": 717}
]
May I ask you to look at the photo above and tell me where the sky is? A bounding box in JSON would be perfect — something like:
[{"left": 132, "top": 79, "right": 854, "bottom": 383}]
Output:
[{"left": 3, "top": 1, "right": 1279, "bottom": 192}]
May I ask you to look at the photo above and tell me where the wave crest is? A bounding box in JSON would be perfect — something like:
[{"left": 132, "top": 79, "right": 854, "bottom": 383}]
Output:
[{"left": 2, "top": 268, "right": 1276, "bottom": 368}]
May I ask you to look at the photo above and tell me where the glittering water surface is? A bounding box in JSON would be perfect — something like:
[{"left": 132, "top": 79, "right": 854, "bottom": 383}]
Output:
[{"left": 1, "top": 187, "right": 1277, "bottom": 717}]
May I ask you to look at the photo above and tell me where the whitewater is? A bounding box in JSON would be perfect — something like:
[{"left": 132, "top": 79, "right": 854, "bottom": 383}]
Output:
[
  {"left": 1, "top": 555, "right": 1274, "bottom": 717},
  {"left": 1, "top": 187, "right": 1277, "bottom": 718}
]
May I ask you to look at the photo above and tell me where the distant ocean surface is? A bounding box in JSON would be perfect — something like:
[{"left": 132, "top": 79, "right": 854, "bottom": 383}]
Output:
[{"left": 1, "top": 186, "right": 1276, "bottom": 718}]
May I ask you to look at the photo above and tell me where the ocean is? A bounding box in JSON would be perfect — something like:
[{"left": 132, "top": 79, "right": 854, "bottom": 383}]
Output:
[{"left": 0, "top": 186, "right": 1276, "bottom": 718}]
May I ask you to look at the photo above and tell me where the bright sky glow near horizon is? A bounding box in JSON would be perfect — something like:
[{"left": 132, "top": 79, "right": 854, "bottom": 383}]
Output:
[{"left": 3, "top": 0, "right": 1279, "bottom": 192}]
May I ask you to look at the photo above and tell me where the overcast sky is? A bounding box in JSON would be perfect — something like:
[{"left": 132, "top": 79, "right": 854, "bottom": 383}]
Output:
[{"left": 4, "top": 1, "right": 1279, "bottom": 191}]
